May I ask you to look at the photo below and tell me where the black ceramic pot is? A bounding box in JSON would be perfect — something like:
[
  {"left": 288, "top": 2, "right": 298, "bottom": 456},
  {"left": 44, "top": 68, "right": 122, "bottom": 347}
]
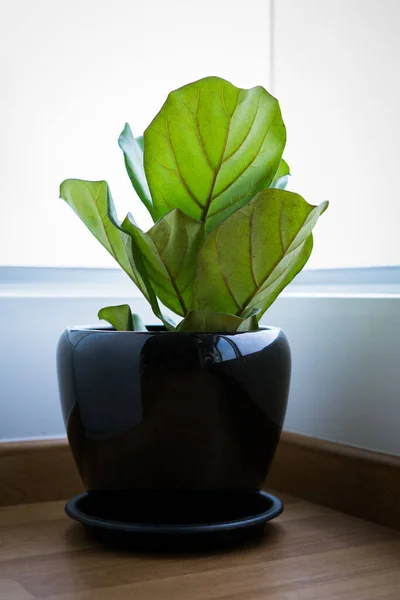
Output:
[{"left": 57, "top": 326, "right": 290, "bottom": 496}]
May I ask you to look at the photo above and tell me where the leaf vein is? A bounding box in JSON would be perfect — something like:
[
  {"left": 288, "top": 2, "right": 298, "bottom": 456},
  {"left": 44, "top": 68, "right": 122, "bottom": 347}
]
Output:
[
  {"left": 212, "top": 102, "right": 280, "bottom": 203},
  {"left": 222, "top": 89, "right": 262, "bottom": 164},
  {"left": 216, "top": 226, "right": 241, "bottom": 310},
  {"left": 163, "top": 108, "right": 203, "bottom": 211},
  {"left": 249, "top": 207, "right": 259, "bottom": 287}
]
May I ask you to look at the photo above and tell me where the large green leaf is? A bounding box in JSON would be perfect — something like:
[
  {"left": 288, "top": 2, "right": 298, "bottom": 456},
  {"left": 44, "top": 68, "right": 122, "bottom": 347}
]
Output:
[
  {"left": 60, "top": 179, "right": 174, "bottom": 330},
  {"left": 121, "top": 209, "right": 205, "bottom": 317},
  {"left": 193, "top": 189, "right": 328, "bottom": 318},
  {"left": 118, "top": 123, "right": 153, "bottom": 215},
  {"left": 271, "top": 159, "right": 290, "bottom": 190},
  {"left": 143, "top": 76, "right": 286, "bottom": 232}
]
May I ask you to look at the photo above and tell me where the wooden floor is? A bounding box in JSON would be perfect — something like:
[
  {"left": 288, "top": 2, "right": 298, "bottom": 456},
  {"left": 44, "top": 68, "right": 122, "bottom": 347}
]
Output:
[{"left": 0, "top": 493, "right": 400, "bottom": 599}]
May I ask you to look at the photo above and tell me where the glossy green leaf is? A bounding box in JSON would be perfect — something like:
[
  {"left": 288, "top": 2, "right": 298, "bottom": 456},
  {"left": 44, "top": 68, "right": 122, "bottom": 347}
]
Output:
[
  {"left": 177, "top": 310, "right": 244, "bottom": 332},
  {"left": 118, "top": 123, "right": 153, "bottom": 215},
  {"left": 144, "top": 76, "right": 286, "bottom": 232},
  {"left": 98, "top": 304, "right": 134, "bottom": 331},
  {"left": 271, "top": 159, "right": 290, "bottom": 190},
  {"left": 121, "top": 209, "right": 205, "bottom": 317},
  {"left": 60, "top": 179, "right": 174, "bottom": 330},
  {"left": 193, "top": 189, "right": 328, "bottom": 318}
]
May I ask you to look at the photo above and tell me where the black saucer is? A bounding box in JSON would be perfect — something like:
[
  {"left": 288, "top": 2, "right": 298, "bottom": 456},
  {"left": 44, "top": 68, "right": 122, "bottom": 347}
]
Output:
[{"left": 65, "top": 490, "right": 283, "bottom": 550}]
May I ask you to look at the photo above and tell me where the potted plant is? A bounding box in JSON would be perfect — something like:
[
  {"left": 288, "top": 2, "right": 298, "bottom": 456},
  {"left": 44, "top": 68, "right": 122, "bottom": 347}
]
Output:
[{"left": 57, "top": 76, "right": 327, "bottom": 545}]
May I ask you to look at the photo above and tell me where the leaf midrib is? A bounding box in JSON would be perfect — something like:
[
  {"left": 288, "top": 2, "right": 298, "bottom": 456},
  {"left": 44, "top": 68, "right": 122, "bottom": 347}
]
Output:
[{"left": 200, "top": 83, "right": 239, "bottom": 222}]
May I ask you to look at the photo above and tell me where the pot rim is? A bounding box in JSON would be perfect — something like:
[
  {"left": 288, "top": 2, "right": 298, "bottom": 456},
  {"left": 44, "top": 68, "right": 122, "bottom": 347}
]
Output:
[{"left": 65, "top": 324, "right": 281, "bottom": 336}]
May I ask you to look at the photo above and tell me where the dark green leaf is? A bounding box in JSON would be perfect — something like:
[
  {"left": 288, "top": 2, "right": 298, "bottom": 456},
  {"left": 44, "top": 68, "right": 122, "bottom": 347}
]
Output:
[
  {"left": 193, "top": 189, "right": 328, "bottom": 318},
  {"left": 144, "top": 76, "right": 286, "bottom": 233},
  {"left": 121, "top": 209, "right": 205, "bottom": 317},
  {"left": 118, "top": 123, "right": 153, "bottom": 215}
]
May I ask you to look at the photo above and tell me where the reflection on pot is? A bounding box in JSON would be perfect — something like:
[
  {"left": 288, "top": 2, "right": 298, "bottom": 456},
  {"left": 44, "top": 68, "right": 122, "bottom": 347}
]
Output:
[{"left": 57, "top": 326, "right": 291, "bottom": 493}]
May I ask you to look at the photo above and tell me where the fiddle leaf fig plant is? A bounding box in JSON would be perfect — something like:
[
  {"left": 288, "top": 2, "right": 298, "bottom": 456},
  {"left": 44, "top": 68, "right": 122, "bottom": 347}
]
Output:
[{"left": 60, "top": 76, "right": 328, "bottom": 333}]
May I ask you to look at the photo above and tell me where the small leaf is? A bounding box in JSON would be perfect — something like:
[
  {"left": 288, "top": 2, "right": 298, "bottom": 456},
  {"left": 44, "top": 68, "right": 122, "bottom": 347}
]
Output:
[
  {"left": 193, "top": 189, "right": 328, "bottom": 318},
  {"left": 177, "top": 310, "right": 245, "bottom": 333},
  {"left": 271, "top": 159, "right": 290, "bottom": 190},
  {"left": 132, "top": 313, "right": 147, "bottom": 331},
  {"left": 121, "top": 209, "right": 205, "bottom": 317},
  {"left": 144, "top": 76, "right": 286, "bottom": 233},
  {"left": 118, "top": 123, "right": 153, "bottom": 215},
  {"left": 136, "top": 135, "right": 144, "bottom": 151},
  {"left": 60, "top": 179, "right": 174, "bottom": 330},
  {"left": 240, "top": 307, "right": 261, "bottom": 320},
  {"left": 98, "top": 304, "right": 133, "bottom": 331},
  {"left": 237, "top": 315, "right": 259, "bottom": 332}
]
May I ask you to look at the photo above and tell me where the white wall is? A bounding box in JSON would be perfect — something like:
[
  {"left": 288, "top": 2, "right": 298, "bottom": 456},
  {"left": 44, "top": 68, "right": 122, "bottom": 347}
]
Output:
[
  {"left": 1, "top": 0, "right": 399, "bottom": 270},
  {"left": 274, "top": 0, "right": 400, "bottom": 268},
  {"left": 267, "top": 295, "right": 400, "bottom": 455},
  {"left": 1, "top": 268, "right": 399, "bottom": 456},
  {"left": 0, "top": 0, "right": 271, "bottom": 267}
]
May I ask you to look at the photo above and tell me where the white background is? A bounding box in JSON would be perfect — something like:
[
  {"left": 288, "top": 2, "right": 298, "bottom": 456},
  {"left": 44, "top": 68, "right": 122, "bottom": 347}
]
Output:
[
  {"left": 1, "top": 0, "right": 399, "bottom": 268},
  {"left": 275, "top": 0, "right": 400, "bottom": 268},
  {"left": 0, "top": 0, "right": 272, "bottom": 267}
]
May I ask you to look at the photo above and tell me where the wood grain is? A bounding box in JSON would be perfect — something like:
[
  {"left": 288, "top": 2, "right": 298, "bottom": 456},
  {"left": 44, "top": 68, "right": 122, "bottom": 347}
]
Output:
[
  {"left": 268, "top": 432, "right": 400, "bottom": 530},
  {"left": 0, "top": 440, "right": 83, "bottom": 507},
  {"left": 1, "top": 432, "right": 400, "bottom": 531},
  {"left": 0, "top": 495, "right": 399, "bottom": 599}
]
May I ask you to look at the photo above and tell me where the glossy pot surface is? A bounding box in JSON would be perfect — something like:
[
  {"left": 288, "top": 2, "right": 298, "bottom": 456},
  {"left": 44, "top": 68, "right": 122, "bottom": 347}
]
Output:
[{"left": 57, "top": 326, "right": 291, "bottom": 492}]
